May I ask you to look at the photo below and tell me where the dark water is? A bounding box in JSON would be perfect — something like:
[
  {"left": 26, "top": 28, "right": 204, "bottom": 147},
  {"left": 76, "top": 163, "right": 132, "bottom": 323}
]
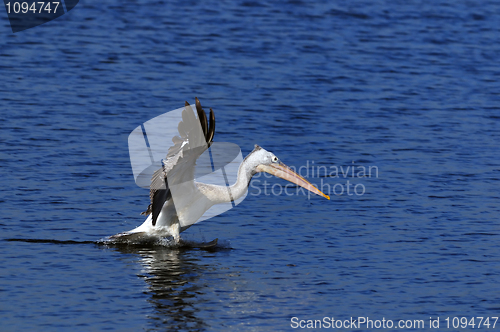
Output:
[{"left": 1, "top": 0, "right": 500, "bottom": 331}]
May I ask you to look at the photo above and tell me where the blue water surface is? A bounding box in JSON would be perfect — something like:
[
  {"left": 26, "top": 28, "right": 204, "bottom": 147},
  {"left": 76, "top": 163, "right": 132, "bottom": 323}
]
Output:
[{"left": 1, "top": 0, "right": 500, "bottom": 331}]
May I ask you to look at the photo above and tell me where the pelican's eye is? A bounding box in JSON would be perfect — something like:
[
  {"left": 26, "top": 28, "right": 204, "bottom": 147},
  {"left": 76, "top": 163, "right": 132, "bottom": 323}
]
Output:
[{"left": 271, "top": 156, "right": 278, "bottom": 163}]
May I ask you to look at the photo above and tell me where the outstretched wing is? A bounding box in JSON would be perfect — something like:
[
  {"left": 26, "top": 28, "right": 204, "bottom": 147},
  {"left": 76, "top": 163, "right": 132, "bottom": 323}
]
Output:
[{"left": 142, "top": 97, "right": 216, "bottom": 226}]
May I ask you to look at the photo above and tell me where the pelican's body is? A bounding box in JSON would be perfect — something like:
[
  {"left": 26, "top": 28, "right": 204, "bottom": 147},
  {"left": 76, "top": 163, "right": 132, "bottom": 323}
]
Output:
[{"left": 112, "top": 98, "right": 329, "bottom": 243}]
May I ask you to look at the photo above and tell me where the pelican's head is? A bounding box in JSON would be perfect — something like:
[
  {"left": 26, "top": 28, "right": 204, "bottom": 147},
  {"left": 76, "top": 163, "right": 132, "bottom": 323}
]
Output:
[{"left": 247, "top": 145, "right": 330, "bottom": 200}]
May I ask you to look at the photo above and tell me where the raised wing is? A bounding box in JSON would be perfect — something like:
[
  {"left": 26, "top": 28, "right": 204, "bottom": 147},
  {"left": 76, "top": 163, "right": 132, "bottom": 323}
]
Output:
[{"left": 142, "top": 98, "right": 215, "bottom": 225}]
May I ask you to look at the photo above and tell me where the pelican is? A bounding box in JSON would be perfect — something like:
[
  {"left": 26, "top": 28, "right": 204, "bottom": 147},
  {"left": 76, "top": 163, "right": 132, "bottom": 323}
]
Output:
[{"left": 112, "top": 98, "right": 329, "bottom": 244}]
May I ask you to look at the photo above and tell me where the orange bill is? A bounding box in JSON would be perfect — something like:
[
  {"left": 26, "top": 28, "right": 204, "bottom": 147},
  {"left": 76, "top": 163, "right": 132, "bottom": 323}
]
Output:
[{"left": 256, "top": 162, "right": 330, "bottom": 200}]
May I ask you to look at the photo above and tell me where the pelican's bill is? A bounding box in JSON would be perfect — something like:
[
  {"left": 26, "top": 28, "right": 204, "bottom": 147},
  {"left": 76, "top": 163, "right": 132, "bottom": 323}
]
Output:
[{"left": 256, "top": 162, "right": 330, "bottom": 200}]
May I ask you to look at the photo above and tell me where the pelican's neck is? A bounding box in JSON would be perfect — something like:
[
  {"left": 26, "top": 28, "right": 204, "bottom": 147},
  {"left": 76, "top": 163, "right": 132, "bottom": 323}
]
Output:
[
  {"left": 197, "top": 153, "right": 256, "bottom": 204},
  {"left": 227, "top": 157, "right": 255, "bottom": 201}
]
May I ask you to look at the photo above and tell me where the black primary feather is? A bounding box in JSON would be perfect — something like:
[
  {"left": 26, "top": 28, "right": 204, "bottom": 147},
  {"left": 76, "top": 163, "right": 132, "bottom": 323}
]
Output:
[{"left": 195, "top": 97, "right": 209, "bottom": 140}]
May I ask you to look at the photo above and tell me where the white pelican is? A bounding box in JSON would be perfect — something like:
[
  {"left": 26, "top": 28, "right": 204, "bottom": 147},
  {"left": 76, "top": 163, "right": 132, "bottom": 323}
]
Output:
[{"left": 112, "top": 98, "right": 329, "bottom": 244}]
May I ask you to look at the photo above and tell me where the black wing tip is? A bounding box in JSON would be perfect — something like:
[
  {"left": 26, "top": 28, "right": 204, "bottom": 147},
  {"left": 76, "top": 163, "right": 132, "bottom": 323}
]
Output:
[
  {"left": 207, "top": 107, "right": 215, "bottom": 145},
  {"left": 194, "top": 97, "right": 209, "bottom": 141},
  {"left": 191, "top": 97, "right": 215, "bottom": 145}
]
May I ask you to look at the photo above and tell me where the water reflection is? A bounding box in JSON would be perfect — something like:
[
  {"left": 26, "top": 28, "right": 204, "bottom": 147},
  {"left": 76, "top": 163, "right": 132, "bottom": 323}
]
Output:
[{"left": 114, "top": 245, "right": 214, "bottom": 331}]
